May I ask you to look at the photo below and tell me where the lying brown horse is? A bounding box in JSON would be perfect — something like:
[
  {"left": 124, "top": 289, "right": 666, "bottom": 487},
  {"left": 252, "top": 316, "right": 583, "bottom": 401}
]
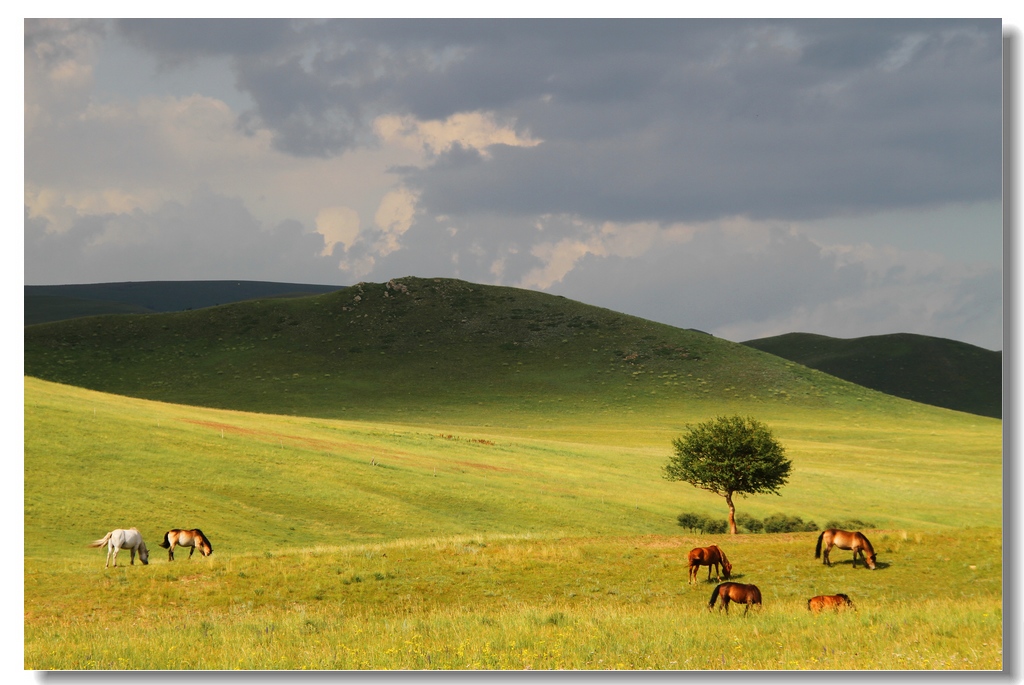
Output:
[
  {"left": 808, "top": 593, "right": 855, "bottom": 612},
  {"left": 815, "top": 529, "right": 876, "bottom": 569},
  {"left": 688, "top": 545, "right": 732, "bottom": 584},
  {"left": 159, "top": 528, "right": 213, "bottom": 561},
  {"left": 709, "top": 582, "right": 762, "bottom": 615}
]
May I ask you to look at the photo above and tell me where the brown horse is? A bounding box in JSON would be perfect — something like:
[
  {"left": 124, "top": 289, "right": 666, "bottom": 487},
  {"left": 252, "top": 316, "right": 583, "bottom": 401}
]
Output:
[
  {"left": 688, "top": 545, "right": 733, "bottom": 584},
  {"left": 815, "top": 529, "right": 876, "bottom": 569},
  {"left": 808, "top": 594, "right": 855, "bottom": 612},
  {"left": 709, "top": 582, "right": 762, "bottom": 615},
  {"left": 159, "top": 529, "right": 213, "bottom": 561}
]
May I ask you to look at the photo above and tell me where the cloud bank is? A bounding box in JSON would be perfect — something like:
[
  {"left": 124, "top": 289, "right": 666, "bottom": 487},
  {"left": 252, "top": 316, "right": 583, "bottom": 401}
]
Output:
[{"left": 24, "top": 19, "right": 1003, "bottom": 349}]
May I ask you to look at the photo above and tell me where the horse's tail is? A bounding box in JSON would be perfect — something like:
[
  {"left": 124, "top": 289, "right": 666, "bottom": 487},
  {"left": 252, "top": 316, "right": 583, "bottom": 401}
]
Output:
[
  {"left": 159, "top": 531, "right": 171, "bottom": 548},
  {"left": 814, "top": 530, "right": 825, "bottom": 558},
  {"left": 86, "top": 531, "right": 112, "bottom": 548},
  {"left": 709, "top": 584, "right": 722, "bottom": 609}
]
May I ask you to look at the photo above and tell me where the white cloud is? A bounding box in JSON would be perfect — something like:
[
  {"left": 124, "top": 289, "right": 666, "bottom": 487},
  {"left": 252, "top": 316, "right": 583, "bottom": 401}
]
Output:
[
  {"left": 315, "top": 206, "right": 361, "bottom": 256},
  {"left": 374, "top": 111, "right": 541, "bottom": 157},
  {"left": 372, "top": 187, "right": 419, "bottom": 257}
]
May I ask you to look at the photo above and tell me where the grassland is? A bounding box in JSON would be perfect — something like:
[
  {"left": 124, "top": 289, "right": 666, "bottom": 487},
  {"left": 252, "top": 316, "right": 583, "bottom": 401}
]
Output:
[
  {"left": 24, "top": 375, "right": 1002, "bottom": 670},
  {"left": 23, "top": 278, "right": 1003, "bottom": 670},
  {"left": 26, "top": 530, "right": 1001, "bottom": 670}
]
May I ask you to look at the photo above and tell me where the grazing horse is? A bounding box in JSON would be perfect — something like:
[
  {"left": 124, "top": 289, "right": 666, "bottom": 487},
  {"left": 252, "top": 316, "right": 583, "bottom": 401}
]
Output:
[
  {"left": 709, "top": 582, "right": 762, "bottom": 615},
  {"left": 815, "top": 529, "right": 877, "bottom": 569},
  {"left": 808, "top": 594, "right": 855, "bottom": 612},
  {"left": 688, "top": 545, "right": 733, "bottom": 584},
  {"left": 159, "top": 529, "right": 213, "bottom": 561},
  {"left": 87, "top": 528, "right": 149, "bottom": 568}
]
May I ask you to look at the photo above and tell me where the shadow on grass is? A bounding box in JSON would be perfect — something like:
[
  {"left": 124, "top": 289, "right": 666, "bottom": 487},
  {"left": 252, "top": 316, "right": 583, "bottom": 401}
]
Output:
[{"left": 822, "top": 560, "right": 891, "bottom": 571}]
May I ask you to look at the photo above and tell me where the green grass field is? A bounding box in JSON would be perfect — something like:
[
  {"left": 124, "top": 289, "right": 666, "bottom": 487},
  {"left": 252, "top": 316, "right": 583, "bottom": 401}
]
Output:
[
  {"left": 23, "top": 279, "right": 1004, "bottom": 671},
  {"left": 24, "top": 374, "right": 1002, "bottom": 670}
]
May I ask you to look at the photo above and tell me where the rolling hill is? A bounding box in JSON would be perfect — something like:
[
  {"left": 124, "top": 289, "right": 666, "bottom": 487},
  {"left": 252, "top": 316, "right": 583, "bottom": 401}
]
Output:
[
  {"left": 23, "top": 278, "right": 1003, "bottom": 670},
  {"left": 25, "top": 276, "right": 926, "bottom": 425},
  {"left": 24, "top": 280, "right": 345, "bottom": 326},
  {"left": 742, "top": 332, "right": 1001, "bottom": 418}
]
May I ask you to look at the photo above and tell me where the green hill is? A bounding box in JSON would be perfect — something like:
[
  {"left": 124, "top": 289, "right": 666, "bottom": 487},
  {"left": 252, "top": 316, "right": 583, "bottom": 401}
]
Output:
[
  {"left": 25, "top": 276, "right": 921, "bottom": 425},
  {"left": 23, "top": 278, "right": 1004, "bottom": 670},
  {"left": 24, "top": 280, "right": 345, "bottom": 326},
  {"left": 741, "top": 332, "right": 1001, "bottom": 418}
]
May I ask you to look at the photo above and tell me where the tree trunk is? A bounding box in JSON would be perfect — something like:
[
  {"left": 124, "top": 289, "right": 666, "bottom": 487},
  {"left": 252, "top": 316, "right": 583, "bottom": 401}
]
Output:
[{"left": 725, "top": 491, "right": 738, "bottom": 534}]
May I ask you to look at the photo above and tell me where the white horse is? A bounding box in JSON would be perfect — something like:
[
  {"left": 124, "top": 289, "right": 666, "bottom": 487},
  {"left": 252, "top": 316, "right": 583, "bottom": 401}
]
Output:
[{"left": 87, "top": 528, "right": 150, "bottom": 568}]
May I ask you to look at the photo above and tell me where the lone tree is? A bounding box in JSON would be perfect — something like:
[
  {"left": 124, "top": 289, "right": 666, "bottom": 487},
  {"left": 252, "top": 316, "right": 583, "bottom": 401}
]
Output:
[{"left": 664, "top": 415, "right": 792, "bottom": 534}]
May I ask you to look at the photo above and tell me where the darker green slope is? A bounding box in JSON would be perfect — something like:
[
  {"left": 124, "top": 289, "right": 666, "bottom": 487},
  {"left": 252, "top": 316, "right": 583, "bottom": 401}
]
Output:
[
  {"left": 24, "top": 295, "right": 155, "bottom": 326},
  {"left": 742, "top": 332, "right": 1001, "bottom": 418},
  {"left": 24, "top": 277, "right": 892, "bottom": 422},
  {"left": 25, "top": 280, "right": 345, "bottom": 325}
]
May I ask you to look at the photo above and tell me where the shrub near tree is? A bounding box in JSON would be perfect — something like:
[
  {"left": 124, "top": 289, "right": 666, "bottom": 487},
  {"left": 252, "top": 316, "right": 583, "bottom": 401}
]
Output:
[
  {"left": 676, "top": 512, "right": 730, "bottom": 535},
  {"left": 762, "top": 513, "right": 818, "bottom": 533},
  {"left": 735, "top": 512, "right": 764, "bottom": 533},
  {"left": 664, "top": 416, "right": 792, "bottom": 534}
]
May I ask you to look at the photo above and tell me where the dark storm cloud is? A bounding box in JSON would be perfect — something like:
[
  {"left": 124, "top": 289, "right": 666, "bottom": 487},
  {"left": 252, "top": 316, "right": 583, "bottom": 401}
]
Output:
[
  {"left": 116, "top": 19, "right": 295, "bottom": 58},
  {"left": 114, "top": 18, "right": 999, "bottom": 222}
]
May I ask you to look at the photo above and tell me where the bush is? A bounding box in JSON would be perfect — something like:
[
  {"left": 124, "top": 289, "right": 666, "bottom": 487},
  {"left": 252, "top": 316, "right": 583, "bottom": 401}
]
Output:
[
  {"left": 763, "top": 513, "right": 819, "bottom": 533},
  {"left": 701, "top": 517, "right": 729, "bottom": 534},
  {"left": 676, "top": 512, "right": 728, "bottom": 534},
  {"left": 676, "top": 512, "right": 701, "bottom": 532},
  {"left": 735, "top": 512, "right": 764, "bottom": 533},
  {"left": 824, "top": 519, "right": 875, "bottom": 531}
]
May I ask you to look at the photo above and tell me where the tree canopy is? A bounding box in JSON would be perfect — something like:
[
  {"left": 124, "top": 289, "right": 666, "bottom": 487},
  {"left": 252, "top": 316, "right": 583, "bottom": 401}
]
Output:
[{"left": 664, "top": 415, "right": 792, "bottom": 534}]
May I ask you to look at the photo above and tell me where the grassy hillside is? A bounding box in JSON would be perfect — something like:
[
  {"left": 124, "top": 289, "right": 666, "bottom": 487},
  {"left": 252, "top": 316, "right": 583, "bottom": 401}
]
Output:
[
  {"left": 23, "top": 277, "right": 1003, "bottom": 670},
  {"left": 743, "top": 332, "right": 1001, "bottom": 419},
  {"left": 23, "top": 378, "right": 1003, "bottom": 669},
  {"left": 24, "top": 376, "right": 1003, "bottom": 557},
  {"left": 24, "top": 295, "right": 156, "bottom": 325},
  {"left": 25, "top": 280, "right": 345, "bottom": 325},
  {"left": 26, "top": 276, "right": 943, "bottom": 427}
]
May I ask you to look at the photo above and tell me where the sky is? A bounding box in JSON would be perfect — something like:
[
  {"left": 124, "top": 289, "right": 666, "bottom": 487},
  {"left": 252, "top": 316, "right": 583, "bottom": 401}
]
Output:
[{"left": 23, "top": 18, "right": 1005, "bottom": 350}]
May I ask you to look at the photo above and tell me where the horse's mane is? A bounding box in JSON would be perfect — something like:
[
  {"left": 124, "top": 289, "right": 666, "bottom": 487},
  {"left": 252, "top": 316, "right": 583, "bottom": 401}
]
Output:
[{"left": 858, "top": 532, "right": 875, "bottom": 553}]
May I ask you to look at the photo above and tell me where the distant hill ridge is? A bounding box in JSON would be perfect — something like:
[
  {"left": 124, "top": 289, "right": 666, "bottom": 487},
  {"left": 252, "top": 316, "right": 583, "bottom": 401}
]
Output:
[
  {"left": 24, "top": 276, "right": 909, "bottom": 422},
  {"left": 23, "top": 278, "right": 999, "bottom": 420},
  {"left": 741, "top": 332, "right": 1001, "bottom": 418},
  {"left": 25, "top": 280, "right": 345, "bottom": 326}
]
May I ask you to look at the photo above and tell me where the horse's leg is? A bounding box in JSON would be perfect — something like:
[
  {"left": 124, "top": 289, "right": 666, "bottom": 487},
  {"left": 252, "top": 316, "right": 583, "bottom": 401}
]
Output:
[
  {"left": 823, "top": 544, "right": 831, "bottom": 566},
  {"left": 169, "top": 543, "right": 175, "bottom": 562},
  {"left": 106, "top": 545, "right": 112, "bottom": 568},
  {"left": 189, "top": 545, "right": 195, "bottom": 559},
  {"left": 130, "top": 547, "right": 136, "bottom": 565}
]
